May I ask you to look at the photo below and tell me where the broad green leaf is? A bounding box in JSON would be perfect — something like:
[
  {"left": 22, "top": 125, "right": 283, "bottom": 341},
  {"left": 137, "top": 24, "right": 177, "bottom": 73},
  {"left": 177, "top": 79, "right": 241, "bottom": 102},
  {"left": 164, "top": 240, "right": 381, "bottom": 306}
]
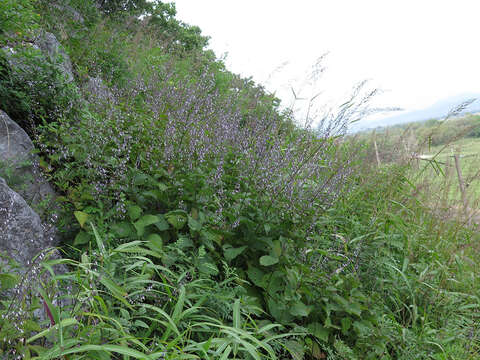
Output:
[
  {"left": 307, "top": 322, "right": 329, "bottom": 342},
  {"left": 187, "top": 215, "right": 202, "bottom": 232},
  {"left": 154, "top": 214, "right": 169, "bottom": 231},
  {"left": 200, "top": 229, "right": 222, "bottom": 249},
  {"left": 341, "top": 317, "right": 352, "bottom": 335},
  {"left": 267, "top": 298, "right": 292, "bottom": 323},
  {"left": 272, "top": 240, "right": 282, "bottom": 257},
  {"left": 73, "top": 231, "right": 91, "bottom": 246},
  {"left": 128, "top": 205, "right": 142, "bottom": 221},
  {"left": 312, "top": 342, "right": 326, "bottom": 359},
  {"left": 134, "top": 320, "right": 149, "bottom": 329},
  {"left": 223, "top": 244, "right": 247, "bottom": 261},
  {"left": 344, "top": 302, "right": 362, "bottom": 317},
  {"left": 134, "top": 214, "right": 160, "bottom": 236},
  {"left": 133, "top": 173, "right": 149, "bottom": 186},
  {"left": 290, "top": 301, "right": 312, "bottom": 317},
  {"left": 353, "top": 320, "right": 372, "bottom": 336},
  {"left": 247, "top": 266, "right": 266, "bottom": 287},
  {"left": 285, "top": 340, "right": 304, "bottom": 360},
  {"left": 74, "top": 211, "right": 89, "bottom": 228},
  {"left": 142, "top": 189, "right": 162, "bottom": 200},
  {"left": 260, "top": 255, "right": 279, "bottom": 266},
  {"left": 111, "top": 222, "right": 135, "bottom": 238},
  {"left": 146, "top": 233, "right": 163, "bottom": 252},
  {"left": 165, "top": 211, "right": 187, "bottom": 229}
]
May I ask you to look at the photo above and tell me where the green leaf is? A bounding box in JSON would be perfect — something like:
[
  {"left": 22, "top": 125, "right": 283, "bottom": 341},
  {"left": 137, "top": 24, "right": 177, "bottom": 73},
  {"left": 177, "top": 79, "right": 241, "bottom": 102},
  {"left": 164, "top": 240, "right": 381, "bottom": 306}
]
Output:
[
  {"left": 154, "top": 214, "right": 169, "bottom": 231},
  {"left": 290, "top": 301, "right": 312, "bottom": 317},
  {"left": 272, "top": 240, "right": 282, "bottom": 257},
  {"left": 26, "top": 318, "right": 78, "bottom": 344},
  {"left": 308, "top": 322, "right": 329, "bottom": 342},
  {"left": 142, "top": 190, "right": 162, "bottom": 200},
  {"left": 128, "top": 205, "right": 142, "bottom": 221},
  {"left": 353, "top": 320, "right": 372, "bottom": 336},
  {"left": 223, "top": 244, "right": 247, "bottom": 261},
  {"left": 23, "top": 319, "right": 42, "bottom": 333},
  {"left": 134, "top": 214, "right": 159, "bottom": 236},
  {"left": 187, "top": 215, "right": 202, "bottom": 232},
  {"left": 233, "top": 299, "right": 241, "bottom": 329},
  {"left": 146, "top": 233, "right": 162, "bottom": 253},
  {"left": 344, "top": 302, "right": 362, "bottom": 317},
  {"left": 260, "top": 255, "right": 279, "bottom": 266},
  {"left": 111, "top": 222, "right": 135, "bottom": 238},
  {"left": 341, "top": 317, "right": 352, "bottom": 335},
  {"left": 264, "top": 223, "right": 271, "bottom": 234},
  {"left": 74, "top": 211, "right": 89, "bottom": 228},
  {"left": 134, "top": 320, "right": 149, "bottom": 329},
  {"left": 98, "top": 276, "right": 130, "bottom": 308},
  {"left": 247, "top": 265, "right": 265, "bottom": 287},
  {"left": 200, "top": 229, "right": 222, "bottom": 248},
  {"left": 73, "top": 231, "right": 91, "bottom": 246},
  {"left": 44, "top": 344, "right": 154, "bottom": 359},
  {"left": 165, "top": 211, "right": 187, "bottom": 229},
  {"left": 133, "top": 173, "right": 149, "bottom": 186},
  {"left": 285, "top": 340, "right": 304, "bottom": 360},
  {"left": 267, "top": 298, "right": 292, "bottom": 323},
  {"left": 157, "top": 182, "right": 168, "bottom": 192},
  {"left": 91, "top": 223, "right": 106, "bottom": 258},
  {"left": 199, "top": 261, "right": 219, "bottom": 276},
  {"left": 0, "top": 273, "right": 19, "bottom": 290}
]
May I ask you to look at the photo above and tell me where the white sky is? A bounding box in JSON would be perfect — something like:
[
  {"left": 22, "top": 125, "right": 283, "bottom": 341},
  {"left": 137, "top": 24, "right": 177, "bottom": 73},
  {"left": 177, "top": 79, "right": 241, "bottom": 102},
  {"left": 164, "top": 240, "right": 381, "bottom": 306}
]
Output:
[{"left": 173, "top": 0, "right": 480, "bottom": 125}]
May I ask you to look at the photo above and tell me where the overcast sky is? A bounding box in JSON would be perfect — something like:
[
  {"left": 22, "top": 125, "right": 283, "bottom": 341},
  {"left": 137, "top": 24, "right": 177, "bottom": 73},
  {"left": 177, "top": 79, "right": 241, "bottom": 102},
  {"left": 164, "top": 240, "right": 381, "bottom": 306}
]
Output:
[{"left": 173, "top": 0, "right": 480, "bottom": 125}]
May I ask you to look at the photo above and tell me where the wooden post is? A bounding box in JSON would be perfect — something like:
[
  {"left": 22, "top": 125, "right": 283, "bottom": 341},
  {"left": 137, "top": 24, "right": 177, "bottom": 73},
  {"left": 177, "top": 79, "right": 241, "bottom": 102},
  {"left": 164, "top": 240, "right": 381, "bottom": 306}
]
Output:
[
  {"left": 373, "top": 131, "right": 381, "bottom": 167},
  {"left": 453, "top": 152, "right": 469, "bottom": 219}
]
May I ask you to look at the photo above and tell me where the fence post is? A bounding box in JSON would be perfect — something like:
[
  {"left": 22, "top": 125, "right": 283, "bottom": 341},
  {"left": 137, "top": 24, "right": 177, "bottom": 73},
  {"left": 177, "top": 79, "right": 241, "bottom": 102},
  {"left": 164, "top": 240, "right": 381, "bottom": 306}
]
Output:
[
  {"left": 373, "top": 131, "right": 381, "bottom": 167},
  {"left": 453, "top": 151, "right": 469, "bottom": 221}
]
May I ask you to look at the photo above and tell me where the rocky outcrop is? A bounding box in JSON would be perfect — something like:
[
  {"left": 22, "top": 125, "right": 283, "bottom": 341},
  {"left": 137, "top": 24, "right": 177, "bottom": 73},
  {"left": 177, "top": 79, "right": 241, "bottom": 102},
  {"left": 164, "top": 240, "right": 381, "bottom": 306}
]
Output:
[
  {"left": 0, "top": 111, "right": 68, "bottom": 323},
  {"left": 0, "top": 177, "right": 57, "bottom": 267},
  {"left": 2, "top": 30, "right": 74, "bottom": 83},
  {"left": 0, "top": 110, "right": 57, "bottom": 214},
  {"left": 0, "top": 177, "right": 70, "bottom": 324},
  {"left": 34, "top": 31, "right": 74, "bottom": 82}
]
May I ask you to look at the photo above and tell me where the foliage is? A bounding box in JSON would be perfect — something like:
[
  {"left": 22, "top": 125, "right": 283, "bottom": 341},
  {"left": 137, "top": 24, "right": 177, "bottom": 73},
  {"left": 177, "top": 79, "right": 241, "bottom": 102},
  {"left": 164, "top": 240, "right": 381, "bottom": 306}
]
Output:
[
  {"left": 0, "top": 0, "right": 479, "bottom": 359},
  {"left": 0, "top": 46, "right": 80, "bottom": 135},
  {"left": 0, "top": 0, "right": 39, "bottom": 45}
]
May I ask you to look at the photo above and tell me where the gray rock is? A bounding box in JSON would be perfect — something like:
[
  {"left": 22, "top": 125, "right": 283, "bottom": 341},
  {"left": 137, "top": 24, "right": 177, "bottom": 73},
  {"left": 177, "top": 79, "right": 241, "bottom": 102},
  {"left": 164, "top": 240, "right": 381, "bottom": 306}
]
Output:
[
  {"left": 0, "top": 177, "right": 70, "bottom": 326},
  {"left": 0, "top": 110, "right": 57, "bottom": 215},
  {"left": 0, "top": 177, "right": 53, "bottom": 266},
  {"left": 34, "top": 31, "right": 74, "bottom": 82},
  {"left": 1, "top": 31, "right": 74, "bottom": 88}
]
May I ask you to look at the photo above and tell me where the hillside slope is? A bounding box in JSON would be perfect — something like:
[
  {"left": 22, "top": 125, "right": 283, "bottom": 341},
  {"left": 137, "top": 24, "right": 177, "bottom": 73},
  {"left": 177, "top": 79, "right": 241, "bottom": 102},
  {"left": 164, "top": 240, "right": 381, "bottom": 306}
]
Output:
[{"left": 0, "top": 1, "right": 479, "bottom": 359}]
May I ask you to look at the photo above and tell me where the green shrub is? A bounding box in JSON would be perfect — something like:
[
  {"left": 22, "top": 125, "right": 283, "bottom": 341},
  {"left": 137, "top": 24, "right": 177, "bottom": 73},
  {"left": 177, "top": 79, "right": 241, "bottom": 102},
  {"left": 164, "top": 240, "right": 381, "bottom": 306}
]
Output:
[{"left": 0, "top": 46, "right": 80, "bottom": 135}]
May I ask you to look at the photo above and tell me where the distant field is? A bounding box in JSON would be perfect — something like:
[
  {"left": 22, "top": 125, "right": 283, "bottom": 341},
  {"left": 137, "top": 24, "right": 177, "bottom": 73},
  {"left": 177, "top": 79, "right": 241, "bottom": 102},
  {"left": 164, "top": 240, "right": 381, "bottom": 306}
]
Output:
[{"left": 416, "top": 137, "right": 480, "bottom": 207}]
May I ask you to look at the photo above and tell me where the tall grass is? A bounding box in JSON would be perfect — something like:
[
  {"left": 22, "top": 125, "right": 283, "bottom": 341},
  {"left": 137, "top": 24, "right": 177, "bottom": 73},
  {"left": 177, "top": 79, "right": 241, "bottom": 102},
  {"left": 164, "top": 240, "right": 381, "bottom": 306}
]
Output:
[{"left": 1, "top": 0, "right": 480, "bottom": 359}]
